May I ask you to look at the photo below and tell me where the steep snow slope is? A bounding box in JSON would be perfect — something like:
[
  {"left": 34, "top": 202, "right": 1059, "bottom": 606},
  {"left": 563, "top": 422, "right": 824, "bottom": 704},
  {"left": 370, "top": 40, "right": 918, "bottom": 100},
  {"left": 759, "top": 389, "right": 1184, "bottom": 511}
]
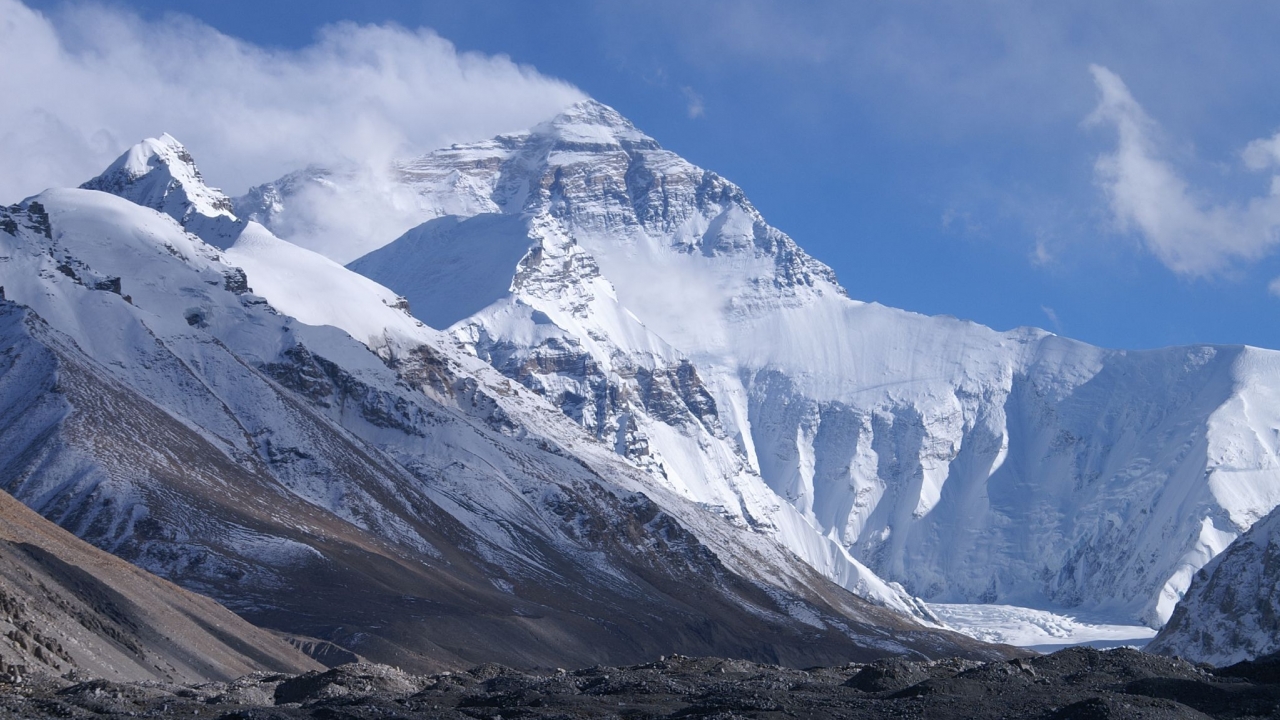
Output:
[
  {"left": 0, "top": 144, "right": 1004, "bottom": 671},
  {"left": 225, "top": 194, "right": 926, "bottom": 622},
  {"left": 244, "top": 100, "right": 1280, "bottom": 633},
  {"left": 1148, "top": 464, "right": 1280, "bottom": 665}
]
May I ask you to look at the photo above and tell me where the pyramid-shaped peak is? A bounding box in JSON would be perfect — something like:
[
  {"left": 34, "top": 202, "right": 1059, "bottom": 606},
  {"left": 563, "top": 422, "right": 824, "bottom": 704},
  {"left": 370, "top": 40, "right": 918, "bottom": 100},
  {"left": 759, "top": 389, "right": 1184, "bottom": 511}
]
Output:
[
  {"left": 552, "top": 99, "right": 632, "bottom": 128},
  {"left": 83, "top": 134, "right": 236, "bottom": 225},
  {"left": 103, "top": 133, "right": 198, "bottom": 181},
  {"left": 532, "top": 99, "right": 658, "bottom": 149},
  {"left": 81, "top": 134, "right": 245, "bottom": 248}
]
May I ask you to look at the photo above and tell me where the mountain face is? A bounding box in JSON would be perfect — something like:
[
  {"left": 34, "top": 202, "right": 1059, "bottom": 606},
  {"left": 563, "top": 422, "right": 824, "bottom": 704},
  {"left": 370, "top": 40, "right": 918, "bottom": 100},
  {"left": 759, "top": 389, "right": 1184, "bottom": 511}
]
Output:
[
  {"left": 241, "top": 100, "right": 1280, "bottom": 636},
  {"left": 0, "top": 141, "right": 1003, "bottom": 673},
  {"left": 1148, "top": 503, "right": 1280, "bottom": 665},
  {"left": 0, "top": 483, "right": 319, "bottom": 683}
]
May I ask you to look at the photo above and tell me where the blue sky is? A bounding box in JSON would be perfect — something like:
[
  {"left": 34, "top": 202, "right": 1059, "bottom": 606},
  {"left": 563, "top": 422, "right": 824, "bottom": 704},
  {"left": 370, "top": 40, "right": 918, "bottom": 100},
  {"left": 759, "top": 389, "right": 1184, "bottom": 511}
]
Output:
[{"left": 10, "top": 0, "right": 1280, "bottom": 350}]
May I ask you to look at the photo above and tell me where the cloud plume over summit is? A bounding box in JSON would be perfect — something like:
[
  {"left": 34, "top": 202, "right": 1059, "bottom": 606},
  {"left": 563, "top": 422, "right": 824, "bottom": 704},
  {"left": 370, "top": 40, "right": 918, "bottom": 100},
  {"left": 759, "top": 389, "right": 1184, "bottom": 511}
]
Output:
[{"left": 0, "top": 0, "right": 585, "bottom": 202}]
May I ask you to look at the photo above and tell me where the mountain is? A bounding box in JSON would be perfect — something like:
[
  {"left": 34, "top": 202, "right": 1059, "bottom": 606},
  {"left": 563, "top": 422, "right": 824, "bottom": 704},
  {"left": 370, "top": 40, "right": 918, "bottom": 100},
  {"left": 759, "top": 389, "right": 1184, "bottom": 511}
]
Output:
[
  {"left": 0, "top": 139, "right": 1003, "bottom": 673},
  {"left": 240, "top": 100, "right": 1280, "bottom": 637},
  {"left": 1147, "top": 502, "right": 1280, "bottom": 665},
  {"left": 80, "top": 133, "right": 245, "bottom": 247},
  {"left": 0, "top": 484, "right": 319, "bottom": 683}
]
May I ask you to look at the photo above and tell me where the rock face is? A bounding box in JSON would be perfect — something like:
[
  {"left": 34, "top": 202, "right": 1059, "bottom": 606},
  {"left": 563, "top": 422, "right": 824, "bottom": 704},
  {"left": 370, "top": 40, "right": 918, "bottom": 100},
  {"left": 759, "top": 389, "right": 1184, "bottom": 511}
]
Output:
[
  {"left": 1149, "top": 503, "right": 1280, "bottom": 665},
  {"left": 0, "top": 485, "right": 319, "bottom": 683},
  {"left": 0, "top": 144, "right": 1006, "bottom": 673},
  {"left": 5, "top": 648, "right": 1280, "bottom": 719},
  {"left": 252, "top": 99, "right": 1280, "bottom": 632}
]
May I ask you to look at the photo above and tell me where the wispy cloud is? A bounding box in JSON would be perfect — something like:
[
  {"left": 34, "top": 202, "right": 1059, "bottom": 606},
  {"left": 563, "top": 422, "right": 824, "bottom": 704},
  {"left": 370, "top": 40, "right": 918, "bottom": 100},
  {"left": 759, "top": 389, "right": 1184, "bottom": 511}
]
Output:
[
  {"left": 681, "top": 86, "right": 705, "bottom": 119},
  {"left": 0, "top": 0, "right": 585, "bottom": 201},
  {"left": 1087, "top": 64, "right": 1280, "bottom": 277},
  {"left": 1030, "top": 234, "right": 1054, "bottom": 267},
  {"left": 1040, "top": 305, "right": 1063, "bottom": 332},
  {"left": 1243, "top": 132, "right": 1280, "bottom": 171},
  {"left": 940, "top": 206, "right": 986, "bottom": 238}
]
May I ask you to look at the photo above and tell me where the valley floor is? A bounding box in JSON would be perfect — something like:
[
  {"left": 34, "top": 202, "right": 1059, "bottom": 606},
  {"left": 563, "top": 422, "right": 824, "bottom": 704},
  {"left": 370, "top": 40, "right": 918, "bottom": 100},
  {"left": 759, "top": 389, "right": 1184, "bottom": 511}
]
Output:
[
  {"left": 1, "top": 647, "right": 1276, "bottom": 719},
  {"left": 930, "top": 603, "right": 1158, "bottom": 653}
]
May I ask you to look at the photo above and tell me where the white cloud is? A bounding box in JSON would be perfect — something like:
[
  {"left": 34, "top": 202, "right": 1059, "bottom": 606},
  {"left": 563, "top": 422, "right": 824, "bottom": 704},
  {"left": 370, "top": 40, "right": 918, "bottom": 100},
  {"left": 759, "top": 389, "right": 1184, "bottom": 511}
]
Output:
[
  {"left": 0, "top": 0, "right": 586, "bottom": 202},
  {"left": 1040, "top": 305, "right": 1062, "bottom": 332},
  {"left": 1087, "top": 64, "right": 1280, "bottom": 277},
  {"left": 1243, "top": 132, "right": 1280, "bottom": 171},
  {"left": 1031, "top": 235, "right": 1054, "bottom": 267},
  {"left": 681, "top": 86, "right": 705, "bottom": 119}
]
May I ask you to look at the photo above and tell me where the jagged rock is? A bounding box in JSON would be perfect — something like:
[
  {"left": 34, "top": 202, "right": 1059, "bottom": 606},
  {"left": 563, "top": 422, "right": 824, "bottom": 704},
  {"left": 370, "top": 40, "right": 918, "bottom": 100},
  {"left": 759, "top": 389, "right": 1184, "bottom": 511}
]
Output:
[{"left": 1149, "top": 505, "right": 1280, "bottom": 665}]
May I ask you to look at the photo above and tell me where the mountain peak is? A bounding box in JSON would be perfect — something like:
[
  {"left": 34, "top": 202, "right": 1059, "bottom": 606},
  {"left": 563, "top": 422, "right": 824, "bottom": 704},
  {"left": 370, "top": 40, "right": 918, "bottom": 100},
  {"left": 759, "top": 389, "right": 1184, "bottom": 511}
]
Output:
[
  {"left": 531, "top": 99, "right": 658, "bottom": 150},
  {"left": 82, "top": 135, "right": 244, "bottom": 247},
  {"left": 117, "top": 133, "right": 188, "bottom": 176},
  {"left": 82, "top": 134, "right": 235, "bottom": 221}
]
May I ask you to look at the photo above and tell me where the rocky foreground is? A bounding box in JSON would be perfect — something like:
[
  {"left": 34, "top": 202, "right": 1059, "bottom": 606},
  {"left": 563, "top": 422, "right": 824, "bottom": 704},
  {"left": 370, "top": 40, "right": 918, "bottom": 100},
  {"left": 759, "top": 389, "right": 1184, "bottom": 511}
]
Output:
[{"left": 3, "top": 647, "right": 1279, "bottom": 719}]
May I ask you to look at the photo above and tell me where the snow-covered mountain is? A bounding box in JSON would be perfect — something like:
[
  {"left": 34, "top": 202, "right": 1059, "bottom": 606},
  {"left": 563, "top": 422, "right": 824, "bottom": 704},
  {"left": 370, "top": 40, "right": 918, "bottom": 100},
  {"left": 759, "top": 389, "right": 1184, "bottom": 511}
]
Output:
[
  {"left": 81, "top": 133, "right": 245, "bottom": 247},
  {"left": 0, "top": 136, "right": 1001, "bottom": 671},
  {"left": 1147, "top": 502, "right": 1280, "bottom": 665},
  {"left": 241, "top": 100, "right": 1280, "bottom": 639}
]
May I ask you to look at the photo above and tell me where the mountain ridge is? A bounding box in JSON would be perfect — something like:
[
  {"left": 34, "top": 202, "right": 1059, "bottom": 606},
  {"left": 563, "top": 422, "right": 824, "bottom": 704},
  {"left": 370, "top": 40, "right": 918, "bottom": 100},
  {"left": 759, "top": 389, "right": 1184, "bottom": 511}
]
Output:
[
  {"left": 0, "top": 137, "right": 1008, "bottom": 672},
  {"left": 8, "top": 96, "right": 1280, "bottom": 666},
  {"left": 301, "top": 100, "right": 1280, "bottom": 636}
]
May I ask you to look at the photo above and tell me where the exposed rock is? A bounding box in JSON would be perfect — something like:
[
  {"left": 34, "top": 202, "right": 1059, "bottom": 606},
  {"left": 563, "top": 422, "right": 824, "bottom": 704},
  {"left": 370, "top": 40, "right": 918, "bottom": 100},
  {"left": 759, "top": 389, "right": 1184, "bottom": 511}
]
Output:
[
  {"left": 1149, "top": 503, "right": 1280, "bottom": 665},
  {"left": 2, "top": 648, "right": 1274, "bottom": 719}
]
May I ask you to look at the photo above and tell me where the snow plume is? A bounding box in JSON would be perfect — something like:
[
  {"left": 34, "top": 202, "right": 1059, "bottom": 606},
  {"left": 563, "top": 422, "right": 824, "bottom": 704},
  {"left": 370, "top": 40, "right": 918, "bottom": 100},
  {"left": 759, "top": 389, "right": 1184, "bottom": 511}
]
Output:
[
  {"left": 1087, "top": 65, "right": 1280, "bottom": 277},
  {"left": 0, "top": 0, "right": 585, "bottom": 203},
  {"left": 1040, "top": 305, "right": 1062, "bottom": 333}
]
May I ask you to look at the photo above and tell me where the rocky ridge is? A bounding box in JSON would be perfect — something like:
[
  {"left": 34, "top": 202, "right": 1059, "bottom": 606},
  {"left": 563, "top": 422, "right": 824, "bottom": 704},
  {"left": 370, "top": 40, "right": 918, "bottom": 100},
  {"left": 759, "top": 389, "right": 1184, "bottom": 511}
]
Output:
[{"left": 1149, "top": 502, "right": 1280, "bottom": 665}]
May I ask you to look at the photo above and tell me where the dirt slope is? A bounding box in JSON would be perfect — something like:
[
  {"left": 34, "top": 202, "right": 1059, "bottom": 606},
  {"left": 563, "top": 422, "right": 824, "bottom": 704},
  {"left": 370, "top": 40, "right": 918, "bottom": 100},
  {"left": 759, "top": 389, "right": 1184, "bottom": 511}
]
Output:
[{"left": 0, "top": 488, "right": 320, "bottom": 683}]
